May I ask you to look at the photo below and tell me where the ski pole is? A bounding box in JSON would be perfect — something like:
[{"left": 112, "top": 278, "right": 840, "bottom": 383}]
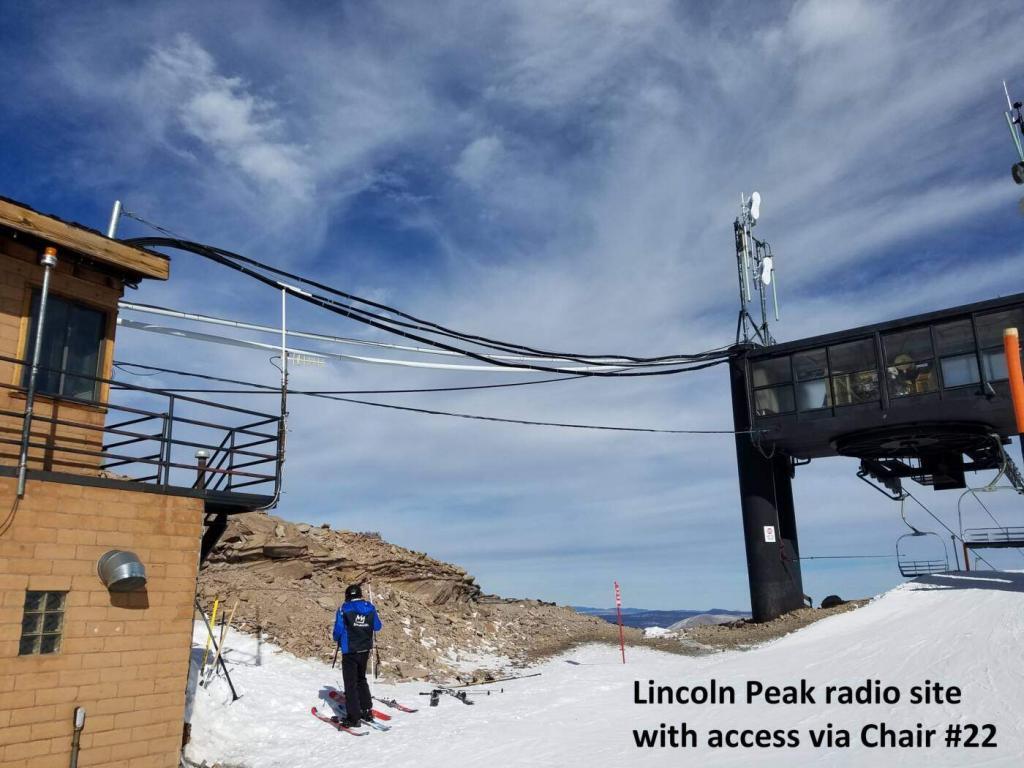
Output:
[
  {"left": 453, "top": 672, "right": 541, "bottom": 688},
  {"left": 331, "top": 644, "right": 339, "bottom": 669},
  {"left": 194, "top": 597, "right": 240, "bottom": 702}
]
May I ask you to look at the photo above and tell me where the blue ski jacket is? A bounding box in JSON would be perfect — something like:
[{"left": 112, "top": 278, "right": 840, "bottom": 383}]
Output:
[{"left": 333, "top": 599, "right": 382, "bottom": 654}]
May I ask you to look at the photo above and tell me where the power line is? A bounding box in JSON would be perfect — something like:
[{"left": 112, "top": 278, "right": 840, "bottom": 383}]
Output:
[
  {"left": 118, "top": 301, "right": 683, "bottom": 366},
  {"left": 112, "top": 362, "right": 581, "bottom": 394},
  {"left": 798, "top": 554, "right": 895, "bottom": 560},
  {"left": 116, "top": 317, "right": 654, "bottom": 373},
  {"left": 124, "top": 232, "right": 733, "bottom": 376},
  {"left": 112, "top": 360, "right": 762, "bottom": 436}
]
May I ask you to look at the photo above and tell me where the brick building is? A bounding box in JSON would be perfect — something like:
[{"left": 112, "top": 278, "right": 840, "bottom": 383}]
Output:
[{"left": 0, "top": 198, "right": 281, "bottom": 768}]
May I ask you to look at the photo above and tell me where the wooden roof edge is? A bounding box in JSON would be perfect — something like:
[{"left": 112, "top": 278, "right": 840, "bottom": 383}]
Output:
[{"left": 0, "top": 196, "right": 170, "bottom": 281}]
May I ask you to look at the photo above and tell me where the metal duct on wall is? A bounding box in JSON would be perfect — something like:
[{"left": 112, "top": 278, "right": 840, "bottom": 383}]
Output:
[{"left": 96, "top": 550, "right": 147, "bottom": 592}]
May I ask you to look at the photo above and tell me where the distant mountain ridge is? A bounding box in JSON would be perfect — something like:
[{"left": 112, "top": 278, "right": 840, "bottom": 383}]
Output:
[{"left": 573, "top": 606, "right": 748, "bottom": 629}]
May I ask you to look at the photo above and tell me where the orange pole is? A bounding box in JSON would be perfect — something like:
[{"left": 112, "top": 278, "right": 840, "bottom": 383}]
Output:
[{"left": 1004, "top": 328, "right": 1024, "bottom": 434}]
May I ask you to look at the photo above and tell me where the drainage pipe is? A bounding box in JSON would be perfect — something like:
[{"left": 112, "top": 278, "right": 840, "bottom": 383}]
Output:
[{"left": 17, "top": 247, "right": 57, "bottom": 497}]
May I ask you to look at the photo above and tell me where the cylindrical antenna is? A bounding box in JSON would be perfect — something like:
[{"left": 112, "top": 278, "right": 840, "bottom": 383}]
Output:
[{"left": 106, "top": 200, "right": 122, "bottom": 239}]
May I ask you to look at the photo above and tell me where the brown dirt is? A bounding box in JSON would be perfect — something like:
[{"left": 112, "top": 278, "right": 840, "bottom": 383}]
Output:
[{"left": 198, "top": 512, "right": 641, "bottom": 681}]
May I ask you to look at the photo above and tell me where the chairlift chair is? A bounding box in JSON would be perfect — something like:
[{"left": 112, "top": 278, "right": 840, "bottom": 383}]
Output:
[{"left": 894, "top": 494, "right": 949, "bottom": 578}]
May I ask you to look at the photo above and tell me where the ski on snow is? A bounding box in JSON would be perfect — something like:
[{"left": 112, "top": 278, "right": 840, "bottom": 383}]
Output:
[
  {"left": 325, "top": 688, "right": 392, "bottom": 721},
  {"left": 325, "top": 691, "right": 392, "bottom": 731},
  {"left": 373, "top": 695, "right": 418, "bottom": 713},
  {"left": 310, "top": 707, "right": 366, "bottom": 736}
]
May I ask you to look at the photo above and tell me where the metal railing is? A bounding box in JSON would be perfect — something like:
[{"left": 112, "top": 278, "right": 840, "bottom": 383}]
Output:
[
  {"left": 963, "top": 527, "right": 1024, "bottom": 545},
  {"left": 0, "top": 353, "right": 282, "bottom": 499}
]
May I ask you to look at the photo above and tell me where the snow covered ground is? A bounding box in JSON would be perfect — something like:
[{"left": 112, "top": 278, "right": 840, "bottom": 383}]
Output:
[{"left": 187, "top": 572, "right": 1024, "bottom": 767}]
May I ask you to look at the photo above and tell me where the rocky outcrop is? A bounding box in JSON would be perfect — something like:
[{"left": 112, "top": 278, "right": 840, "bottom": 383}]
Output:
[{"left": 198, "top": 512, "right": 636, "bottom": 680}]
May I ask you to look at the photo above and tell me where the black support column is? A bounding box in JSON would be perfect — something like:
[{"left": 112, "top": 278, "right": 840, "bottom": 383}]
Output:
[{"left": 729, "top": 350, "right": 805, "bottom": 622}]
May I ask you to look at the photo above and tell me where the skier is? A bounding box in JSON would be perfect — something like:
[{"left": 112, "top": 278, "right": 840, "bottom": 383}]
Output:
[{"left": 332, "top": 583, "right": 383, "bottom": 727}]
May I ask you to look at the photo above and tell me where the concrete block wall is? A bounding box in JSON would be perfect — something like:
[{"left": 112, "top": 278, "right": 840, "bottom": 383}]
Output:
[{"left": 0, "top": 476, "right": 203, "bottom": 768}]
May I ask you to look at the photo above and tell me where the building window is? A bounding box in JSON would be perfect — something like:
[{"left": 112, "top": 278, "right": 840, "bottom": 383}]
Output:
[
  {"left": 19, "top": 591, "right": 66, "bottom": 655},
  {"left": 829, "top": 339, "right": 879, "bottom": 406},
  {"left": 884, "top": 327, "right": 937, "bottom": 398},
  {"left": 793, "top": 348, "right": 831, "bottom": 411},
  {"left": 975, "top": 308, "right": 1024, "bottom": 382},
  {"left": 750, "top": 356, "right": 794, "bottom": 416},
  {"left": 22, "top": 291, "right": 106, "bottom": 401},
  {"left": 934, "top": 320, "right": 980, "bottom": 389}
]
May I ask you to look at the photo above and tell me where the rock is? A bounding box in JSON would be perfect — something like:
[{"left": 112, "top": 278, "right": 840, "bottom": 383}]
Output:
[
  {"left": 262, "top": 543, "right": 307, "bottom": 559},
  {"left": 820, "top": 594, "right": 845, "bottom": 609},
  {"left": 199, "top": 511, "right": 638, "bottom": 680}
]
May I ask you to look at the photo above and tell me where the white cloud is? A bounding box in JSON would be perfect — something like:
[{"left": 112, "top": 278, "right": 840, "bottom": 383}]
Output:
[{"left": 9, "top": 0, "right": 1024, "bottom": 609}]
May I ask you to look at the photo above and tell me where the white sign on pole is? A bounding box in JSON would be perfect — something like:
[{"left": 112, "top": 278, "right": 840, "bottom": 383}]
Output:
[{"left": 763, "top": 525, "right": 776, "bottom": 543}]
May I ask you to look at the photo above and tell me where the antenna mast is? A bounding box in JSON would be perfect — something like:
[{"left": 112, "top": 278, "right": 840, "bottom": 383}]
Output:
[
  {"left": 733, "top": 191, "right": 779, "bottom": 346},
  {"left": 1004, "top": 80, "right": 1024, "bottom": 187}
]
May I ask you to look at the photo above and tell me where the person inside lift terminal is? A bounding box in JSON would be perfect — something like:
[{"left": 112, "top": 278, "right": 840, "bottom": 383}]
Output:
[{"left": 332, "top": 583, "right": 383, "bottom": 727}]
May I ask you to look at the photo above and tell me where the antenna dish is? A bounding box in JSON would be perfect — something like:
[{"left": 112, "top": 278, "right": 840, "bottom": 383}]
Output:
[
  {"left": 761, "top": 255, "right": 773, "bottom": 285},
  {"left": 749, "top": 191, "right": 761, "bottom": 222}
]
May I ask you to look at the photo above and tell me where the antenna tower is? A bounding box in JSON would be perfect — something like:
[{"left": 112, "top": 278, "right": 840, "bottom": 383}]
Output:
[{"left": 733, "top": 191, "right": 779, "bottom": 346}]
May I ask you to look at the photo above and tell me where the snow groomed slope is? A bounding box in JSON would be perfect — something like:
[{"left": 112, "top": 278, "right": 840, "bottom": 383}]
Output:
[{"left": 187, "top": 572, "right": 1024, "bottom": 767}]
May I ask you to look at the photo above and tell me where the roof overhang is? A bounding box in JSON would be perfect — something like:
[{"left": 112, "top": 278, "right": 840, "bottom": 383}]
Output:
[{"left": 0, "top": 196, "right": 169, "bottom": 281}]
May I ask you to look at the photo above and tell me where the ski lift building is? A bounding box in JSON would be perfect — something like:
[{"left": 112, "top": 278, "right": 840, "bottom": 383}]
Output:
[{"left": 730, "top": 291, "right": 1024, "bottom": 621}]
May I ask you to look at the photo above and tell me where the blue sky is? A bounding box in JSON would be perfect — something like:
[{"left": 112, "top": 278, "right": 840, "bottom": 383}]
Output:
[{"left": 3, "top": 1, "right": 1024, "bottom": 609}]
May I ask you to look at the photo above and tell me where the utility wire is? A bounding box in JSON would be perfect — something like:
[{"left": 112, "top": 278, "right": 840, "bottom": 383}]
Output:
[
  {"left": 112, "top": 360, "right": 762, "bottom": 436},
  {"left": 112, "top": 362, "right": 581, "bottom": 395},
  {"left": 124, "top": 231, "right": 732, "bottom": 376},
  {"left": 798, "top": 555, "right": 895, "bottom": 560},
  {"left": 123, "top": 211, "right": 726, "bottom": 364}
]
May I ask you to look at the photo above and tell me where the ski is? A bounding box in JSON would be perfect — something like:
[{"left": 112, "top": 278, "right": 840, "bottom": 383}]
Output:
[
  {"left": 311, "top": 707, "right": 366, "bottom": 736},
  {"left": 326, "top": 688, "right": 392, "bottom": 721},
  {"left": 373, "top": 696, "right": 418, "bottom": 713},
  {"left": 323, "top": 693, "right": 392, "bottom": 732}
]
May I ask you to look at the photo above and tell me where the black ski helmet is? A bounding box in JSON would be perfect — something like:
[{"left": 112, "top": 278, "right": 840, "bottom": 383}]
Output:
[{"left": 345, "top": 584, "right": 363, "bottom": 601}]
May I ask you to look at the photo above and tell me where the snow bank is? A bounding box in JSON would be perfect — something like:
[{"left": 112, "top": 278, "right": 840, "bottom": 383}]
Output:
[{"left": 187, "top": 572, "right": 1024, "bottom": 766}]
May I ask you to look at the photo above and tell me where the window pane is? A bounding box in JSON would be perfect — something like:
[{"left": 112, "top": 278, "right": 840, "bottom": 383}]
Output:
[
  {"left": 934, "top": 320, "right": 975, "bottom": 356},
  {"left": 829, "top": 339, "right": 876, "bottom": 375},
  {"left": 63, "top": 305, "right": 105, "bottom": 399},
  {"left": 833, "top": 370, "right": 880, "bottom": 405},
  {"left": 796, "top": 379, "right": 831, "bottom": 411},
  {"left": 44, "top": 591, "right": 65, "bottom": 611},
  {"left": 19, "top": 634, "right": 39, "bottom": 656},
  {"left": 884, "top": 328, "right": 933, "bottom": 364},
  {"left": 976, "top": 309, "right": 1024, "bottom": 348},
  {"left": 750, "top": 357, "right": 791, "bottom": 387},
  {"left": 23, "top": 293, "right": 68, "bottom": 395},
  {"left": 888, "top": 359, "right": 938, "bottom": 397},
  {"left": 40, "top": 634, "right": 61, "bottom": 654},
  {"left": 754, "top": 384, "right": 794, "bottom": 416},
  {"left": 24, "top": 591, "right": 44, "bottom": 611},
  {"left": 983, "top": 349, "right": 1009, "bottom": 381},
  {"left": 21, "top": 612, "right": 41, "bottom": 634},
  {"left": 941, "top": 354, "right": 980, "bottom": 388},
  {"left": 21, "top": 293, "right": 105, "bottom": 400},
  {"left": 42, "top": 612, "right": 62, "bottom": 633},
  {"left": 793, "top": 349, "right": 828, "bottom": 381}
]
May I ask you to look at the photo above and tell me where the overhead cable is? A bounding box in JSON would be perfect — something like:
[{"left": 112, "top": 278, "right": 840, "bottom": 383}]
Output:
[
  {"left": 111, "top": 362, "right": 580, "bottom": 395},
  {"left": 124, "top": 234, "right": 732, "bottom": 376},
  {"left": 112, "top": 360, "right": 763, "bottom": 436}
]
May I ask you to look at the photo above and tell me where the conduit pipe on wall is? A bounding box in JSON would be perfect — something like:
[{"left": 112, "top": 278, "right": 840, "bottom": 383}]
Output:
[
  {"left": 69, "top": 706, "right": 85, "bottom": 768},
  {"left": 17, "top": 247, "right": 58, "bottom": 497}
]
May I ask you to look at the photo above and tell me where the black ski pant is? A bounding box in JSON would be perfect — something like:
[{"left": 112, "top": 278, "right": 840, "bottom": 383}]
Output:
[{"left": 341, "top": 650, "right": 372, "bottom": 719}]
